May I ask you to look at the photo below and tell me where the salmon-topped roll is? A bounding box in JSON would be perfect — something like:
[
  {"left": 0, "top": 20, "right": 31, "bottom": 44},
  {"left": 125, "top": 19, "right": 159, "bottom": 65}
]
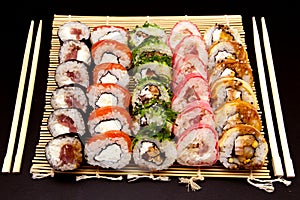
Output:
[
  {"left": 91, "top": 39, "right": 132, "bottom": 70},
  {"left": 90, "top": 25, "right": 129, "bottom": 45},
  {"left": 84, "top": 130, "right": 132, "bottom": 169}
]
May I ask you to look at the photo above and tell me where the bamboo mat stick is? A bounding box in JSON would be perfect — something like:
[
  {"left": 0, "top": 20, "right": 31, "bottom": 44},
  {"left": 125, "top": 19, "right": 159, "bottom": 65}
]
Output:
[
  {"left": 12, "top": 20, "right": 42, "bottom": 173},
  {"left": 261, "top": 17, "right": 295, "bottom": 178},
  {"left": 2, "top": 20, "right": 35, "bottom": 173},
  {"left": 252, "top": 16, "right": 284, "bottom": 177}
]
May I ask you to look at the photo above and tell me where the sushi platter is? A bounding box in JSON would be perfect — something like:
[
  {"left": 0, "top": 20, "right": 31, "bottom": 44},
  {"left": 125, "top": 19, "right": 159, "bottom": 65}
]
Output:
[{"left": 30, "top": 14, "right": 273, "bottom": 189}]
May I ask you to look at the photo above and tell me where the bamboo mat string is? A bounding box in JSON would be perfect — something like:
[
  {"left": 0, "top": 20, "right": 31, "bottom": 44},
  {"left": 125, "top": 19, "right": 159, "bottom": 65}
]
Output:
[
  {"left": 127, "top": 173, "right": 171, "bottom": 182},
  {"left": 178, "top": 168, "right": 204, "bottom": 192}
]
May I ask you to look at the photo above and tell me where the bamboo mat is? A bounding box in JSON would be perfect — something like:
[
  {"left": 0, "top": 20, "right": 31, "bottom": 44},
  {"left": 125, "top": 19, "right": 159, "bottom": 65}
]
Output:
[{"left": 30, "top": 14, "right": 271, "bottom": 180}]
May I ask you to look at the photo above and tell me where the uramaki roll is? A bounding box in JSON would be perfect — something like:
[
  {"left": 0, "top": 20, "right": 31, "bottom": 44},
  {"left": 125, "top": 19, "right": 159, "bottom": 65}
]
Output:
[
  {"left": 218, "top": 124, "right": 268, "bottom": 170},
  {"left": 90, "top": 25, "right": 129, "bottom": 45},
  {"left": 58, "top": 21, "right": 90, "bottom": 42}
]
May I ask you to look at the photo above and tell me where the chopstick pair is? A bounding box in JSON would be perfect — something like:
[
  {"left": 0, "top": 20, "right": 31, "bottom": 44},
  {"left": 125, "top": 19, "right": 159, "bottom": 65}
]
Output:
[
  {"left": 1, "top": 20, "right": 42, "bottom": 173},
  {"left": 252, "top": 16, "right": 295, "bottom": 178}
]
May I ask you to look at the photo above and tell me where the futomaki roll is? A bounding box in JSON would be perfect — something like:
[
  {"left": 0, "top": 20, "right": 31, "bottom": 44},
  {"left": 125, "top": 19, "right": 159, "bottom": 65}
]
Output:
[
  {"left": 86, "top": 83, "right": 131, "bottom": 109},
  {"left": 58, "top": 21, "right": 90, "bottom": 42},
  {"left": 91, "top": 39, "right": 132, "bottom": 70},
  {"left": 176, "top": 123, "right": 219, "bottom": 166},
  {"left": 84, "top": 130, "right": 132, "bottom": 169},
  {"left": 45, "top": 132, "right": 84, "bottom": 171},
  {"left": 92, "top": 63, "right": 130, "bottom": 88},
  {"left": 59, "top": 40, "right": 91, "bottom": 65},
  {"left": 47, "top": 108, "right": 87, "bottom": 137},
  {"left": 55, "top": 60, "right": 90, "bottom": 88},
  {"left": 90, "top": 25, "right": 129, "bottom": 45},
  {"left": 87, "top": 106, "right": 132, "bottom": 136},
  {"left": 51, "top": 84, "right": 89, "bottom": 113}
]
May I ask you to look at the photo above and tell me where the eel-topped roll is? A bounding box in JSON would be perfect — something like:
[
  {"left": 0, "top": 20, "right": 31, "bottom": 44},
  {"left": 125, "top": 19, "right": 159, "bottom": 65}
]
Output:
[{"left": 219, "top": 124, "right": 268, "bottom": 170}]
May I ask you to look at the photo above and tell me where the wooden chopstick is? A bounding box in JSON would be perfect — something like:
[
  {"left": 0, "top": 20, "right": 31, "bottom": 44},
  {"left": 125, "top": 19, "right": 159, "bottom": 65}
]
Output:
[
  {"left": 12, "top": 20, "right": 42, "bottom": 173},
  {"left": 261, "top": 17, "right": 295, "bottom": 178},
  {"left": 252, "top": 16, "right": 284, "bottom": 177},
  {"left": 1, "top": 20, "right": 35, "bottom": 173}
]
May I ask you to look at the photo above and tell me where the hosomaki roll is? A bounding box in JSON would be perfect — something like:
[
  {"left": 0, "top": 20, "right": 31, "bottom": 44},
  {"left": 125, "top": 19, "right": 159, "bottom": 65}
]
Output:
[
  {"left": 92, "top": 62, "right": 130, "bottom": 88},
  {"left": 91, "top": 39, "right": 132, "bottom": 70},
  {"left": 86, "top": 83, "right": 131, "bottom": 109},
  {"left": 167, "top": 20, "right": 202, "bottom": 52},
  {"left": 210, "top": 77, "right": 258, "bottom": 111},
  {"left": 87, "top": 106, "right": 132, "bottom": 136},
  {"left": 173, "top": 100, "right": 215, "bottom": 138},
  {"left": 171, "top": 73, "right": 210, "bottom": 113},
  {"left": 58, "top": 21, "right": 90, "bottom": 42},
  {"left": 47, "top": 108, "right": 86, "bottom": 137},
  {"left": 84, "top": 130, "right": 132, "bottom": 169},
  {"left": 51, "top": 84, "right": 89, "bottom": 113},
  {"left": 214, "top": 99, "right": 262, "bottom": 138},
  {"left": 218, "top": 124, "right": 268, "bottom": 170},
  {"left": 90, "top": 25, "right": 129, "bottom": 45},
  {"left": 176, "top": 123, "right": 219, "bottom": 166},
  {"left": 128, "top": 22, "right": 168, "bottom": 49},
  {"left": 55, "top": 60, "right": 90, "bottom": 88},
  {"left": 208, "top": 57, "right": 254, "bottom": 86},
  {"left": 45, "top": 132, "right": 84, "bottom": 171},
  {"left": 132, "top": 126, "right": 177, "bottom": 171},
  {"left": 59, "top": 40, "right": 91, "bottom": 66}
]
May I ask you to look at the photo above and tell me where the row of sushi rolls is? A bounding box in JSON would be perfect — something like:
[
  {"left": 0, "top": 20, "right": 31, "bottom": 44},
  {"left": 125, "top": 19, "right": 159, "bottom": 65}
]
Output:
[{"left": 45, "top": 19, "right": 269, "bottom": 172}]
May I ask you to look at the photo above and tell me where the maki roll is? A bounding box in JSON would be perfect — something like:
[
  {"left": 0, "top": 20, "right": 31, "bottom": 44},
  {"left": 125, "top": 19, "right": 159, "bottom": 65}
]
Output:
[
  {"left": 58, "top": 21, "right": 90, "bottom": 42},
  {"left": 50, "top": 84, "right": 89, "bottom": 113},
  {"left": 84, "top": 130, "right": 132, "bottom": 169},
  {"left": 210, "top": 77, "right": 258, "bottom": 111},
  {"left": 45, "top": 132, "right": 84, "bottom": 171},
  {"left": 176, "top": 123, "right": 219, "bottom": 166},
  {"left": 92, "top": 62, "right": 130, "bottom": 88},
  {"left": 47, "top": 108, "right": 87, "bottom": 137},
  {"left": 87, "top": 106, "right": 132, "bottom": 136},
  {"left": 128, "top": 22, "right": 168, "bottom": 49},
  {"left": 86, "top": 83, "right": 131, "bottom": 109},
  {"left": 132, "top": 126, "right": 177, "bottom": 171},
  {"left": 218, "top": 124, "right": 268, "bottom": 170},
  {"left": 55, "top": 60, "right": 90, "bottom": 88},
  {"left": 90, "top": 25, "right": 129, "bottom": 45},
  {"left": 91, "top": 39, "right": 132, "bottom": 70},
  {"left": 59, "top": 40, "right": 91, "bottom": 66}
]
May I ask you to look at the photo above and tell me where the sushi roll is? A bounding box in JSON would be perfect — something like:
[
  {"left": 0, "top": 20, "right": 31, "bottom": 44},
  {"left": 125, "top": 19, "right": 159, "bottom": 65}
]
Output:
[
  {"left": 171, "top": 73, "right": 210, "bottom": 113},
  {"left": 214, "top": 100, "right": 262, "bottom": 138},
  {"left": 203, "top": 23, "right": 241, "bottom": 50},
  {"left": 58, "top": 21, "right": 90, "bottom": 42},
  {"left": 218, "top": 124, "right": 268, "bottom": 170},
  {"left": 208, "top": 58, "right": 254, "bottom": 86},
  {"left": 90, "top": 25, "right": 129, "bottom": 45},
  {"left": 47, "top": 108, "right": 87, "bottom": 137},
  {"left": 210, "top": 77, "right": 258, "bottom": 111},
  {"left": 84, "top": 130, "right": 132, "bottom": 169},
  {"left": 92, "top": 63, "right": 130, "bottom": 88},
  {"left": 45, "top": 132, "right": 84, "bottom": 171},
  {"left": 128, "top": 22, "right": 168, "bottom": 49},
  {"left": 87, "top": 106, "right": 132, "bottom": 136},
  {"left": 86, "top": 83, "right": 131, "bottom": 109},
  {"left": 167, "top": 20, "right": 202, "bottom": 52},
  {"left": 50, "top": 84, "right": 89, "bottom": 113},
  {"left": 132, "top": 126, "right": 177, "bottom": 171},
  {"left": 131, "top": 36, "right": 172, "bottom": 67},
  {"left": 176, "top": 123, "right": 219, "bottom": 166},
  {"left": 55, "top": 60, "right": 90, "bottom": 89},
  {"left": 91, "top": 39, "right": 132, "bottom": 70},
  {"left": 59, "top": 40, "right": 91, "bottom": 66},
  {"left": 173, "top": 100, "right": 215, "bottom": 138}
]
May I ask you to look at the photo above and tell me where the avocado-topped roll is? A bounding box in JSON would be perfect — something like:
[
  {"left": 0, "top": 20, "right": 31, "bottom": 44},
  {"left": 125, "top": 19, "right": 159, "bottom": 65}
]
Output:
[
  {"left": 131, "top": 125, "right": 177, "bottom": 171},
  {"left": 84, "top": 130, "right": 132, "bottom": 169},
  {"left": 131, "top": 36, "right": 172, "bottom": 67},
  {"left": 219, "top": 124, "right": 268, "bottom": 170},
  {"left": 210, "top": 77, "right": 258, "bottom": 111},
  {"left": 58, "top": 21, "right": 90, "bottom": 42},
  {"left": 90, "top": 25, "right": 129, "bottom": 45},
  {"left": 214, "top": 100, "right": 262, "bottom": 138},
  {"left": 129, "top": 22, "right": 168, "bottom": 49}
]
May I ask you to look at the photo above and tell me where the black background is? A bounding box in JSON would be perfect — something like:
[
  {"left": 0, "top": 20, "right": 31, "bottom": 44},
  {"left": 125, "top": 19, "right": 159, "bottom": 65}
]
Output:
[{"left": 0, "top": 1, "right": 299, "bottom": 199}]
